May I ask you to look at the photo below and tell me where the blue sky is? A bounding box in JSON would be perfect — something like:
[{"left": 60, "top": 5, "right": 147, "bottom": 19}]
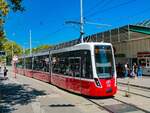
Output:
[{"left": 4, "top": 0, "right": 150, "bottom": 48}]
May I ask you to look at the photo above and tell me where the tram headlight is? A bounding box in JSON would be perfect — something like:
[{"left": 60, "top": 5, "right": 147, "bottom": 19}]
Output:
[{"left": 94, "top": 78, "right": 101, "bottom": 87}]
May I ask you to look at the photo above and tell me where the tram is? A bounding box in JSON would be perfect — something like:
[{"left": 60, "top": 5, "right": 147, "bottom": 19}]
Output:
[
  {"left": 137, "top": 52, "right": 150, "bottom": 75},
  {"left": 16, "top": 42, "right": 117, "bottom": 97}
]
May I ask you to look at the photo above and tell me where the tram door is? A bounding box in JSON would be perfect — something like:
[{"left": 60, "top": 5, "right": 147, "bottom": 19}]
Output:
[{"left": 69, "top": 57, "right": 82, "bottom": 93}]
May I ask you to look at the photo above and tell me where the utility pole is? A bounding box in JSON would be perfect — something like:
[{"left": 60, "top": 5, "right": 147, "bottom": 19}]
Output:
[
  {"left": 11, "top": 42, "right": 13, "bottom": 58},
  {"left": 29, "top": 30, "right": 32, "bottom": 55},
  {"left": 65, "top": 0, "right": 84, "bottom": 43},
  {"left": 80, "top": 0, "right": 84, "bottom": 43},
  {"left": 128, "top": 24, "right": 130, "bottom": 40}
]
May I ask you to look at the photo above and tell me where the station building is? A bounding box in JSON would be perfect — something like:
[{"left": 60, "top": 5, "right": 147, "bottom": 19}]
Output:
[
  {"left": 82, "top": 20, "right": 150, "bottom": 66},
  {"left": 47, "top": 20, "right": 150, "bottom": 67}
]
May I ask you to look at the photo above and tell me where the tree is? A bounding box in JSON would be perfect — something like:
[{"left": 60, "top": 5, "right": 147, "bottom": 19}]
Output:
[
  {"left": 0, "top": 36, "right": 7, "bottom": 50},
  {"left": 23, "top": 45, "right": 52, "bottom": 55},
  {"left": 32, "top": 45, "right": 52, "bottom": 53},
  {"left": 0, "top": 0, "right": 24, "bottom": 64},
  {"left": 0, "top": 0, "right": 24, "bottom": 38},
  {"left": 3, "top": 41, "right": 23, "bottom": 64}
]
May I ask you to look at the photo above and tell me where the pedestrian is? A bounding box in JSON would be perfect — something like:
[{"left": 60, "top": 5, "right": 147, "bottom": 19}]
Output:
[
  {"left": 0, "top": 65, "right": 1, "bottom": 73},
  {"left": 0, "top": 63, "right": 2, "bottom": 73},
  {"left": 124, "top": 63, "right": 129, "bottom": 78},
  {"left": 131, "top": 63, "right": 137, "bottom": 78},
  {"left": 137, "top": 64, "right": 142, "bottom": 78},
  {"left": 117, "top": 63, "right": 123, "bottom": 77},
  {"left": 3, "top": 67, "right": 8, "bottom": 79}
]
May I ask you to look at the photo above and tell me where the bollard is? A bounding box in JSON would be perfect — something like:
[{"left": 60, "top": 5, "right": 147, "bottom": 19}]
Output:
[
  {"left": 14, "top": 62, "right": 17, "bottom": 78},
  {"left": 125, "top": 79, "right": 130, "bottom": 97},
  {"left": 14, "top": 70, "right": 16, "bottom": 78}
]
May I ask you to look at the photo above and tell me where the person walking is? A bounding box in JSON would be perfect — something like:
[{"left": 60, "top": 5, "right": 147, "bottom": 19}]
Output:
[
  {"left": 124, "top": 63, "right": 129, "bottom": 78},
  {"left": 137, "top": 64, "right": 143, "bottom": 78},
  {"left": 3, "top": 67, "right": 8, "bottom": 79},
  {"left": 131, "top": 63, "right": 137, "bottom": 78},
  {"left": 0, "top": 65, "right": 1, "bottom": 73}
]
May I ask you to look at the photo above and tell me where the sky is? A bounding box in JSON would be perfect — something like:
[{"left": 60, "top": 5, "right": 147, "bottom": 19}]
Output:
[{"left": 4, "top": 0, "right": 150, "bottom": 48}]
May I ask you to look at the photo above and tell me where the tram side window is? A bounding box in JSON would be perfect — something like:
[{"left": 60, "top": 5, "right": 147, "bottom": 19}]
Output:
[
  {"left": 52, "top": 56, "right": 60, "bottom": 74},
  {"left": 60, "top": 58, "right": 68, "bottom": 75},
  {"left": 33, "top": 55, "right": 49, "bottom": 72},
  {"left": 68, "top": 58, "right": 81, "bottom": 77},
  {"left": 52, "top": 51, "right": 81, "bottom": 77},
  {"left": 16, "top": 59, "right": 23, "bottom": 68},
  {"left": 52, "top": 50, "right": 92, "bottom": 78},
  {"left": 81, "top": 51, "right": 93, "bottom": 79},
  {"left": 52, "top": 53, "right": 69, "bottom": 75},
  {"left": 25, "top": 57, "right": 32, "bottom": 69}
]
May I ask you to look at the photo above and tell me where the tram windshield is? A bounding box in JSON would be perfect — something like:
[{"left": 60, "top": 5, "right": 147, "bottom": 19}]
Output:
[{"left": 95, "top": 45, "right": 114, "bottom": 78}]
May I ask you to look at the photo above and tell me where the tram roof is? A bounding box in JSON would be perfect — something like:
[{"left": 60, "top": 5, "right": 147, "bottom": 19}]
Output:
[
  {"left": 50, "top": 42, "right": 112, "bottom": 54},
  {"left": 20, "top": 42, "right": 112, "bottom": 58}
]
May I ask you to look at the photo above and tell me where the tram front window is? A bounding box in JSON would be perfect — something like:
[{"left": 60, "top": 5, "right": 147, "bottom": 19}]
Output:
[{"left": 95, "top": 45, "right": 114, "bottom": 78}]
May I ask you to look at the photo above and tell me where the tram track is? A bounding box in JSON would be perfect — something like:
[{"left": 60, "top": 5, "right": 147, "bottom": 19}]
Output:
[
  {"left": 84, "top": 82, "right": 150, "bottom": 113},
  {"left": 118, "top": 83, "right": 150, "bottom": 98},
  {"left": 118, "top": 89, "right": 150, "bottom": 99},
  {"left": 86, "top": 97, "right": 150, "bottom": 113},
  {"left": 86, "top": 98, "right": 115, "bottom": 113},
  {"left": 112, "top": 98, "right": 150, "bottom": 113},
  {"left": 118, "top": 82, "right": 150, "bottom": 90}
]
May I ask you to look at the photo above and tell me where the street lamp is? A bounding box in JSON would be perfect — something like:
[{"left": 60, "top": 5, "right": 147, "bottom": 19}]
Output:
[
  {"left": 11, "top": 41, "right": 14, "bottom": 59},
  {"left": 29, "top": 30, "right": 32, "bottom": 55}
]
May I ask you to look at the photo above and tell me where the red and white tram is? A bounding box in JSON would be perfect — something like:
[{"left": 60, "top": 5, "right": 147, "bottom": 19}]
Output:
[{"left": 16, "top": 42, "right": 117, "bottom": 97}]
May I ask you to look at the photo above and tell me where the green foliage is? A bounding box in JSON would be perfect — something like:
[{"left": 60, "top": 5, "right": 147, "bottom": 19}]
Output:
[
  {"left": 0, "top": 0, "right": 9, "bottom": 17},
  {"left": 0, "top": 55, "right": 6, "bottom": 64},
  {"left": 24, "top": 45, "right": 52, "bottom": 55},
  {"left": 33, "top": 45, "right": 52, "bottom": 53},
  {"left": 0, "top": 36, "right": 7, "bottom": 50},
  {"left": 24, "top": 48, "right": 30, "bottom": 55},
  {"left": 2, "top": 41, "right": 23, "bottom": 64},
  {"left": 0, "top": 0, "right": 24, "bottom": 64},
  {"left": 0, "top": 0, "right": 24, "bottom": 17},
  {"left": 3, "top": 41, "right": 23, "bottom": 56},
  {"left": 23, "top": 45, "right": 53, "bottom": 55},
  {"left": 0, "top": 0, "right": 24, "bottom": 41}
]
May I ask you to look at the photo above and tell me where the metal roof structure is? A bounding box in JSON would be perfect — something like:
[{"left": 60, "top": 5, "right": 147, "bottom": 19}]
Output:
[
  {"left": 135, "top": 19, "right": 150, "bottom": 28},
  {"left": 28, "top": 19, "right": 150, "bottom": 57}
]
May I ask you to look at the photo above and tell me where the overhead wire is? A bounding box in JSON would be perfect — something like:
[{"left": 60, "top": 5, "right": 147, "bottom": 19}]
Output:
[
  {"left": 85, "top": 0, "right": 137, "bottom": 18},
  {"left": 114, "top": 7, "right": 150, "bottom": 26},
  {"left": 46, "top": 22, "right": 80, "bottom": 40},
  {"left": 45, "top": 24, "right": 66, "bottom": 38},
  {"left": 84, "top": 0, "right": 107, "bottom": 15},
  {"left": 84, "top": 0, "right": 112, "bottom": 18},
  {"left": 47, "top": 1, "right": 150, "bottom": 44}
]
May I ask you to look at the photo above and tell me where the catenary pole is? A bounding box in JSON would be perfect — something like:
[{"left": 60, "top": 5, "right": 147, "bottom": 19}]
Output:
[
  {"left": 80, "top": 0, "right": 84, "bottom": 43},
  {"left": 29, "top": 30, "right": 32, "bottom": 55}
]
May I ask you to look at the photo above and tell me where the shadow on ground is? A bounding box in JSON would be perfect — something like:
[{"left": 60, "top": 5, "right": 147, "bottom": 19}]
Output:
[{"left": 0, "top": 80, "right": 47, "bottom": 113}]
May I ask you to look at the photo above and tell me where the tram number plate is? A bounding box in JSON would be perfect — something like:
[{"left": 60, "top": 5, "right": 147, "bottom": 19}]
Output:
[{"left": 106, "top": 88, "right": 112, "bottom": 93}]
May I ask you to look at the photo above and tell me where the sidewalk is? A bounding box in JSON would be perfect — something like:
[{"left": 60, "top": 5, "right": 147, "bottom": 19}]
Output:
[
  {"left": 117, "top": 76, "right": 150, "bottom": 89},
  {"left": 0, "top": 67, "right": 106, "bottom": 113},
  {"left": 0, "top": 72, "right": 83, "bottom": 113},
  {"left": 0, "top": 75, "right": 43, "bottom": 113}
]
